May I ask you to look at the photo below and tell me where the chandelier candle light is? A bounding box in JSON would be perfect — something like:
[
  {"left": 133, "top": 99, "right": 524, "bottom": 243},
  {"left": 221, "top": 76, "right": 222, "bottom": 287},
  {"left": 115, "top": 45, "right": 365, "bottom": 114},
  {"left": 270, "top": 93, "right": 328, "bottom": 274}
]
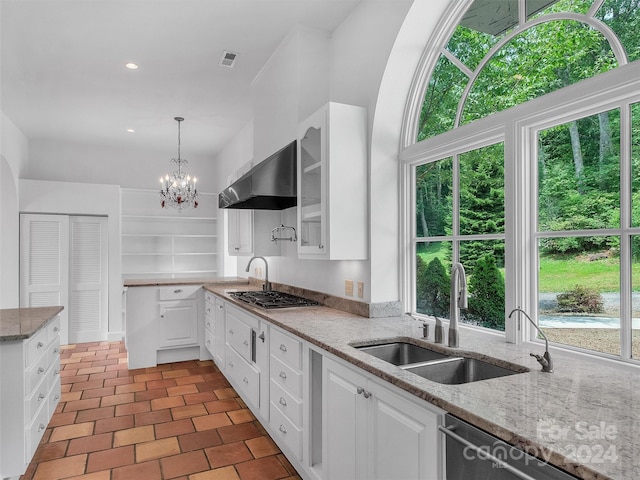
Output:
[{"left": 160, "top": 116, "right": 198, "bottom": 211}]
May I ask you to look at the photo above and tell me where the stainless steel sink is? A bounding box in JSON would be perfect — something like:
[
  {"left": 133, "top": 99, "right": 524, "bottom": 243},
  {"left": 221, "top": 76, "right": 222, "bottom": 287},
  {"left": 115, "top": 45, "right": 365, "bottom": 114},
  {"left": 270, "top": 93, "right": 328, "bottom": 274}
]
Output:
[
  {"left": 355, "top": 342, "right": 449, "bottom": 365},
  {"left": 404, "top": 357, "right": 520, "bottom": 385}
]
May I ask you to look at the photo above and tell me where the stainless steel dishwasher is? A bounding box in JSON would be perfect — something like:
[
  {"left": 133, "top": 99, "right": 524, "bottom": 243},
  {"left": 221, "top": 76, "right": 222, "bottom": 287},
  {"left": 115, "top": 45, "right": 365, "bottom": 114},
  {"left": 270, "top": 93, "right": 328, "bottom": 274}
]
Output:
[{"left": 440, "top": 414, "right": 579, "bottom": 480}]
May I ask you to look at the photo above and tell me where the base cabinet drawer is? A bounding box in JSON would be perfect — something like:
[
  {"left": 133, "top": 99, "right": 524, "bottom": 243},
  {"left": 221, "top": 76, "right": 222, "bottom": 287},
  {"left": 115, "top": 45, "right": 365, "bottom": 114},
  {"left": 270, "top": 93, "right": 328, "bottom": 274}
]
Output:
[
  {"left": 27, "top": 404, "right": 49, "bottom": 461},
  {"left": 225, "top": 345, "right": 260, "bottom": 408},
  {"left": 270, "top": 379, "right": 303, "bottom": 427},
  {"left": 270, "top": 402, "right": 303, "bottom": 460},
  {"left": 270, "top": 355, "right": 303, "bottom": 398}
]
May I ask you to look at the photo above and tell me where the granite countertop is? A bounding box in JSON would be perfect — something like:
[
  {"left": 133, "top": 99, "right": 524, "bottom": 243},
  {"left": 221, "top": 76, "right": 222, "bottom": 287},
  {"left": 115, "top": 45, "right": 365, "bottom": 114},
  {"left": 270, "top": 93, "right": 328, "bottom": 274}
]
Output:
[
  {"left": 205, "top": 283, "right": 637, "bottom": 480},
  {"left": 0, "top": 306, "right": 64, "bottom": 341},
  {"left": 123, "top": 276, "right": 246, "bottom": 287}
]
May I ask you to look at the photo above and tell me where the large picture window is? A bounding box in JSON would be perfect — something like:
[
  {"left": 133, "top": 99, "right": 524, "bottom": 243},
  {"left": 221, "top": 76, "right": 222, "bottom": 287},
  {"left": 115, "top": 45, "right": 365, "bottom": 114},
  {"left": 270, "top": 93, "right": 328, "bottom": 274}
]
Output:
[{"left": 404, "top": 0, "right": 640, "bottom": 363}]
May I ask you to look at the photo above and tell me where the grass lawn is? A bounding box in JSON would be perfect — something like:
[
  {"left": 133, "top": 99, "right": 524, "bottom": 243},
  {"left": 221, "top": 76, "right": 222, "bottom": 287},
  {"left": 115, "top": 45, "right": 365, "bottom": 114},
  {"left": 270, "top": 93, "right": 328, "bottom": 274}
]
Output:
[{"left": 417, "top": 243, "right": 640, "bottom": 293}]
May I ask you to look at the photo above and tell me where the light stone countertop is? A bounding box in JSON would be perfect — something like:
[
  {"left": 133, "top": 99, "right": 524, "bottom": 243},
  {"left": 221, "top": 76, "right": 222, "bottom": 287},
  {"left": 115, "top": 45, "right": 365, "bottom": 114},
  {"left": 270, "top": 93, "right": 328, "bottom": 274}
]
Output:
[
  {"left": 205, "top": 283, "right": 637, "bottom": 480},
  {"left": 0, "top": 306, "right": 64, "bottom": 341},
  {"left": 123, "top": 276, "right": 245, "bottom": 287}
]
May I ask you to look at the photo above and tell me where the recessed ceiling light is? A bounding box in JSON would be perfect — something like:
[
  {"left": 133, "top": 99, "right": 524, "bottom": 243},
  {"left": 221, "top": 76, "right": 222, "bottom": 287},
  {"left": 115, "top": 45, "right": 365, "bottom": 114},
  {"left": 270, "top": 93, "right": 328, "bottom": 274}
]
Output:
[
  {"left": 125, "top": 63, "right": 139, "bottom": 70},
  {"left": 127, "top": 128, "right": 135, "bottom": 133},
  {"left": 219, "top": 51, "right": 237, "bottom": 68}
]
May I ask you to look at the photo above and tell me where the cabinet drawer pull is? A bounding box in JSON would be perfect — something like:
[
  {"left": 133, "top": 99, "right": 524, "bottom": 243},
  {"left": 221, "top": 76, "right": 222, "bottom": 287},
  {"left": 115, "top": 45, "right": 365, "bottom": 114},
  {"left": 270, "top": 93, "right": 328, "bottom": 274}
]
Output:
[
  {"left": 174, "top": 289, "right": 183, "bottom": 294},
  {"left": 37, "top": 341, "right": 44, "bottom": 349},
  {"left": 54, "top": 395, "right": 60, "bottom": 401},
  {"left": 206, "top": 308, "right": 211, "bottom": 313},
  {"left": 279, "top": 371, "right": 287, "bottom": 380},
  {"left": 228, "top": 362, "right": 234, "bottom": 368},
  {"left": 357, "top": 386, "right": 364, "bottom": 395},
  {"left": 54, "top": 369, "right": 59, "bottom": 376},
  {"left": 37, "top": 367, "right": 45, "bottom": 374},
  {"left": 229, "top": 329, "right": 234, "bottom": 335},
  {"left": 243, "top": 340, "right": 249, "bottom": 346},
  {"left": 279, "top": 397, "right": 287, "bottom": 407},
  {"left": 243, "top": 377, "right": 249, "bottom": 384},
  {"left": 54, "top": 326, "right": 60, "bottom": 333},
  {"left": 54, "top": 348, "right": 60, "bottom": 355},
  {"left": 318, "top": 244, "right": 324, "bottom": 250},
  {"left": 206, "top": 340, "right": 211, "bottom": 345},
  {"left": 217, "top": 305, "right": 224, "bottom": 310},
  {"left": 207, "top": 322, "right": 211, "bottom": 327},
  {"left": 206, "top": 295, "right": 211, "bottom": 301},
  {"left": 279, "top": 344, "right": 287, "bottom": 352},
  {"left": 38, "top": 423, "right": 46, "bottom": 432},
  {"left": 38, "top": 393, "right": 45, "bottom": 402},
  {"left": 363, "top": 390, "right": 371, "bottom": 399},
  {"left": 279, "top": 425, "right": 287, "bottom": 434}
]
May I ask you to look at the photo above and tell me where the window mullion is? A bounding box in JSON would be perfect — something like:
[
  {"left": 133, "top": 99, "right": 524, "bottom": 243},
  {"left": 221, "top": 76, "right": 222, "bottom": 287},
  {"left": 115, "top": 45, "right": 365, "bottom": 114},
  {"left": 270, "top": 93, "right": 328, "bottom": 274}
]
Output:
[{"left": 620, "top": 104, "right": 632, "bottom": 359}]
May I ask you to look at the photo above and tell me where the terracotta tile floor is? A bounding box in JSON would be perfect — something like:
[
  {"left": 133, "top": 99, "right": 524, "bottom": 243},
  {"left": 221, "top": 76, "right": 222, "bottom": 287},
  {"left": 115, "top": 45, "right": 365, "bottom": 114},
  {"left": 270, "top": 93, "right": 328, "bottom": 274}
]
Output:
[{"left": 20, "top": 341, "right": 301, "bottom": 480}]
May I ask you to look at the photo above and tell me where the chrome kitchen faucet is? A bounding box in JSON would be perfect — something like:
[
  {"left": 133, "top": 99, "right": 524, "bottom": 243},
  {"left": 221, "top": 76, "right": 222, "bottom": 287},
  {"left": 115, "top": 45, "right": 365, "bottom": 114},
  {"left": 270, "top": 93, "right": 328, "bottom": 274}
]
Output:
[
  {"left": 448, "top": 263, "right": 467, "bottom": 348},
  {"left": 245, "top": 256, "right": 272, "bottom": 292},
  {"left": 508, "top": 307, "right": 554, "bottom": 373}
]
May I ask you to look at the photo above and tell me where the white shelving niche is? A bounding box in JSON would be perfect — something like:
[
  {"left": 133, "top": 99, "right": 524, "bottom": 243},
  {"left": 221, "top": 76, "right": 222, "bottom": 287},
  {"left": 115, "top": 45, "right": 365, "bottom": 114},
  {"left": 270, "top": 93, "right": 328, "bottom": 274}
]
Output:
[{"left": 121, "top": 188, "right": 218, "bottom": 279}]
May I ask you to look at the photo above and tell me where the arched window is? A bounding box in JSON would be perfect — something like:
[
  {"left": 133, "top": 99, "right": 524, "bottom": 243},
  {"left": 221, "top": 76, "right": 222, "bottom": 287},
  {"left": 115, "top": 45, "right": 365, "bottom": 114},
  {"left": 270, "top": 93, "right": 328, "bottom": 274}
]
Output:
[{"left": 402, "top": 0, "right": 640, "bottom": 363}]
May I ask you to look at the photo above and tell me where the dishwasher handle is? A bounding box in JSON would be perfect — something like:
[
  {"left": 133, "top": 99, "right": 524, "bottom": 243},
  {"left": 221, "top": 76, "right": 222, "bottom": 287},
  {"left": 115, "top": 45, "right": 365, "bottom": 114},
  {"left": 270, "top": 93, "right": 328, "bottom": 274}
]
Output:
[{"left": 438, "top": 425, "right": 538, "bottom": 480}]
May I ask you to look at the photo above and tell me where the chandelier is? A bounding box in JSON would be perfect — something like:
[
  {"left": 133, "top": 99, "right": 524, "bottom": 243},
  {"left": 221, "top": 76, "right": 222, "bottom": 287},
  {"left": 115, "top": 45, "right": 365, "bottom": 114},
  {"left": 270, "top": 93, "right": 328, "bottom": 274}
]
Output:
[{"left": 160, "top": 116, "right": 198, "bottom": 211}]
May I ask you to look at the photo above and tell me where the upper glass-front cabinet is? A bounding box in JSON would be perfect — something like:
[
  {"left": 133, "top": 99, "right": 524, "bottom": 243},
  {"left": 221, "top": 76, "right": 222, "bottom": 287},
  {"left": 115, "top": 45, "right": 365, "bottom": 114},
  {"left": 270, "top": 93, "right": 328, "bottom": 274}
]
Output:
[
  {"left": 297, "top": 102, "right": 368, "bottom": 260},
  {"left": 299, "top": 117, "right": 325, "bottom": 254}
]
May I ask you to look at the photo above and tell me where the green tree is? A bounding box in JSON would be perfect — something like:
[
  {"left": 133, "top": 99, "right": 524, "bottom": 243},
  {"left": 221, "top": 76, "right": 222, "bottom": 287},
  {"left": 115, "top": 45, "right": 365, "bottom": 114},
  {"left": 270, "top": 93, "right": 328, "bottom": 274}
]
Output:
[
  {"left": 416, "top": 257, "right": 450, "bottom": 317},
  {"left": 467, "top": 254, "right": 505, "bottom": 330}
]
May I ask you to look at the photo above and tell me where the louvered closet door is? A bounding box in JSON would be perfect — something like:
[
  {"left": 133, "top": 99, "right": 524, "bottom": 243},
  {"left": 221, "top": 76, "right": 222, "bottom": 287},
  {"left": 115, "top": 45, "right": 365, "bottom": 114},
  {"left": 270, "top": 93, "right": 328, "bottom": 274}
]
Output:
[
  {"left": 69, "top": 216, "right": 108, "bottom": 343},
  {"left": 20, "top": 214, "right": 109, "bottom": 344},
  {"left": 20, "top": 214, "right": 70, "bottom": 344}
]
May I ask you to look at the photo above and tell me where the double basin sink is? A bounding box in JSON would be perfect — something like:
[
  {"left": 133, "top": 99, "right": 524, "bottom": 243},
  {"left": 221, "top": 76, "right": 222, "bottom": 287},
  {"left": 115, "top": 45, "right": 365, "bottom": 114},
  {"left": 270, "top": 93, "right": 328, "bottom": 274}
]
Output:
[{"left": 354, "top": 341, "right": 527, "bottom": 385}]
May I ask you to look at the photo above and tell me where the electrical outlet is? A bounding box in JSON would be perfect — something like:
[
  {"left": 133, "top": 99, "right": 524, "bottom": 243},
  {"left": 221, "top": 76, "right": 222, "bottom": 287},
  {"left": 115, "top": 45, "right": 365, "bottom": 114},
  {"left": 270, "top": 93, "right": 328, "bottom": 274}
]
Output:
[
  {"left": 357, "top": 281, "right": 364, "bottom": 298},
  {"left": 345, "top": 280, "right": 354, "bottom": 296}
]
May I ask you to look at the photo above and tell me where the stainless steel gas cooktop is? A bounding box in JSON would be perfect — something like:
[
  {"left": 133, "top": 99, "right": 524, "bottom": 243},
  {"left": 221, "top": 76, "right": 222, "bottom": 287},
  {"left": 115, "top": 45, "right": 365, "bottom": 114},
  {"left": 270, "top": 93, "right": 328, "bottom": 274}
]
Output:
[{"left": 229, "top": 291, "right": 318, "bottom": 309}]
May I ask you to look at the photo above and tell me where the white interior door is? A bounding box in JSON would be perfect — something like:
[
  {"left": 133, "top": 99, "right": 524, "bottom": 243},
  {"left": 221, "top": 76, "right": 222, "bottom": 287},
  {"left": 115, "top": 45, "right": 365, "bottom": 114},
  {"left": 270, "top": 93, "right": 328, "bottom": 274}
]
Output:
[
  {"left": 69, "top": 216, "right": 108, "bottom": 343},
  {"left": 20, "top": 214, "right": 70, "bottom": 344},
  {"left": 20, "top": 214, "right": 109, "bottom": 344}
]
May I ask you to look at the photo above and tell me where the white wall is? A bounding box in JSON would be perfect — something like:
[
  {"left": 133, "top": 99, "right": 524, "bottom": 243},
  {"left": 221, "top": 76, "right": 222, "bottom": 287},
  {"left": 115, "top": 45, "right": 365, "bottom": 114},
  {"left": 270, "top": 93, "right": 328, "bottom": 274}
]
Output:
[
  {"left": 20, "top": 179, "right": 123, "bottom": 340},
  {"left": 27, "top": 138, "right": 218, "bottom": 193},
  {"left": 217, "top": 1, "right": 414, "bottom": 304},
  {"left": 0, "top": 111, "right": 29, "bottom": 308}
]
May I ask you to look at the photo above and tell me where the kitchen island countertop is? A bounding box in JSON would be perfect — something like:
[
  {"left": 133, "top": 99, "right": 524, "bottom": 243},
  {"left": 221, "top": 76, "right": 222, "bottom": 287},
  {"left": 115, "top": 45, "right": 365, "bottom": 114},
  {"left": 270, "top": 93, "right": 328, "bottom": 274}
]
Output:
[
  {"left": 205, "top": 283, "right": 637, "bottom": 480},
  {"left": 0, "top": 306, "right": 64, "bottom": 341}
]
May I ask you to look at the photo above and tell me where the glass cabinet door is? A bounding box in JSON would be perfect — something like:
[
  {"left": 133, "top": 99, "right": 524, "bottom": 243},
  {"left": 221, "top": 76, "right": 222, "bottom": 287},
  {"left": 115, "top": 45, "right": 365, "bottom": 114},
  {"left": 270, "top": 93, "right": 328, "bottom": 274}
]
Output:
[{"left": 299, "top": 120, "right": 325, "bottom": 253}]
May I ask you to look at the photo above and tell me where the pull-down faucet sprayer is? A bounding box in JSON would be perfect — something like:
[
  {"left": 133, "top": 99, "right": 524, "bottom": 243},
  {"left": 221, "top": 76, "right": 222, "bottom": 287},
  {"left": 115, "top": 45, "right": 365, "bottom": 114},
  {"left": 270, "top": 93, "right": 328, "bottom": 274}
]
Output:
[
  {"left": 245, "top": 256, "right": 271, "bottom": 292},
  {"left": 448, "top": 263, "right": 467, "bottom": 348}
]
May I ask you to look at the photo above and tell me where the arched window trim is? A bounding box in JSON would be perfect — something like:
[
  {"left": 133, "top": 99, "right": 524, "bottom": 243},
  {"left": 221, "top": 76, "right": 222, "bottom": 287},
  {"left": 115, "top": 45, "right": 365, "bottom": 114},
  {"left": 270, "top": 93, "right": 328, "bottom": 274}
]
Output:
[
  {"left": 453, "top": 12, "right": 628, "bottom": 127},
  {"left": 399, "top": 0, "right": 640, "bottom": 363}
]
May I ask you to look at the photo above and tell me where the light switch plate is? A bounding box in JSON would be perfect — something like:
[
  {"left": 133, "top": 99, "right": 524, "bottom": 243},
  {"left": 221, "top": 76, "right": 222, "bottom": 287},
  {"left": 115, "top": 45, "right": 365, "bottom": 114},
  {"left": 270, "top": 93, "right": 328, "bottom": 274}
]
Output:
[
  {"left": 345, "top": 280, "right": 354, "bottom": 296},
  {"left": 357, "top": 281, "right": 364, "bottom": 298}
]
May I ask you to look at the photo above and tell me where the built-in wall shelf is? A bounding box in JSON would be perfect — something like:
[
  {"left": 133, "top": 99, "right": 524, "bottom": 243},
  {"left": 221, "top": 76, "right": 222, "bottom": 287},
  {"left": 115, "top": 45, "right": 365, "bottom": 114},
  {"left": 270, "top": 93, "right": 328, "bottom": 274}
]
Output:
[{"left": 121, "top": 188, "right": 218, "bottom": 279}]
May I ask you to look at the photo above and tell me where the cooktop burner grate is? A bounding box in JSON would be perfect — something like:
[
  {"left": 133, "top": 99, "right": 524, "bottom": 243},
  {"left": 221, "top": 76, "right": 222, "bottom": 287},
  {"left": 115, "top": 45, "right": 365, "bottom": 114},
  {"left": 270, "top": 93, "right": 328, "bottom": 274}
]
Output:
[{"left": 228, "top": 291, "right": 318, "bottom": 309}]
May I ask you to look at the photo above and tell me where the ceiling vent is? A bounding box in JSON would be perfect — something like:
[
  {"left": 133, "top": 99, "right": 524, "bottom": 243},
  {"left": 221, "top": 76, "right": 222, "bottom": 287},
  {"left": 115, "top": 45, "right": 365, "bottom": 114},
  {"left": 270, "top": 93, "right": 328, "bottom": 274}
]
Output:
[{"left": 219, "top": 51, "right": 238, "bottom": 68}]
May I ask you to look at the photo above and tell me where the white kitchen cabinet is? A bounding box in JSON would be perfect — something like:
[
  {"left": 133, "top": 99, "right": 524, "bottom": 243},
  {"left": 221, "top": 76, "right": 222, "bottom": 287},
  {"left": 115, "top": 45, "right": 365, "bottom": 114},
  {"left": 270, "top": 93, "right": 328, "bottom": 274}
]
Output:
[
  {"left": 158, "top": 300, "right": 198, "bottom": 349},
  {"left": 227, "top": 209, "right": 281, "bottom": 256},
  {"left": 126, "top": 285, "right": 204, "bottom": 369},
  {"left": 297, "top": 102, "right": 367, "bottom": 260},
  {"left": 203, "top": 290, "right": 225, "bottom": 368},
  {"left": 323, "top": 356, "right": 443, "bottom": 480},
  {"left": 121, "top": 188, "right": 218, "bottom": 279},
  {"left": 269, "top": 327, "right": 304, "bottom": 461},
  {"left": 223, "top": 303, "right": 269, "bottom": 418},
  {"left": 0, "top": 314, "right": 61, "bottom": 478}
]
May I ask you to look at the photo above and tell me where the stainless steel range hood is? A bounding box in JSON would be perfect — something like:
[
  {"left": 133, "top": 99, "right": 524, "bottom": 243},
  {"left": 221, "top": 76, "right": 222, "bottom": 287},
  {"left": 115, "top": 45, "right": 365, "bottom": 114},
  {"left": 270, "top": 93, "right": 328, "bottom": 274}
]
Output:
[{"left": 218, "top": 141, "right": 297, "bottom": 210}]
